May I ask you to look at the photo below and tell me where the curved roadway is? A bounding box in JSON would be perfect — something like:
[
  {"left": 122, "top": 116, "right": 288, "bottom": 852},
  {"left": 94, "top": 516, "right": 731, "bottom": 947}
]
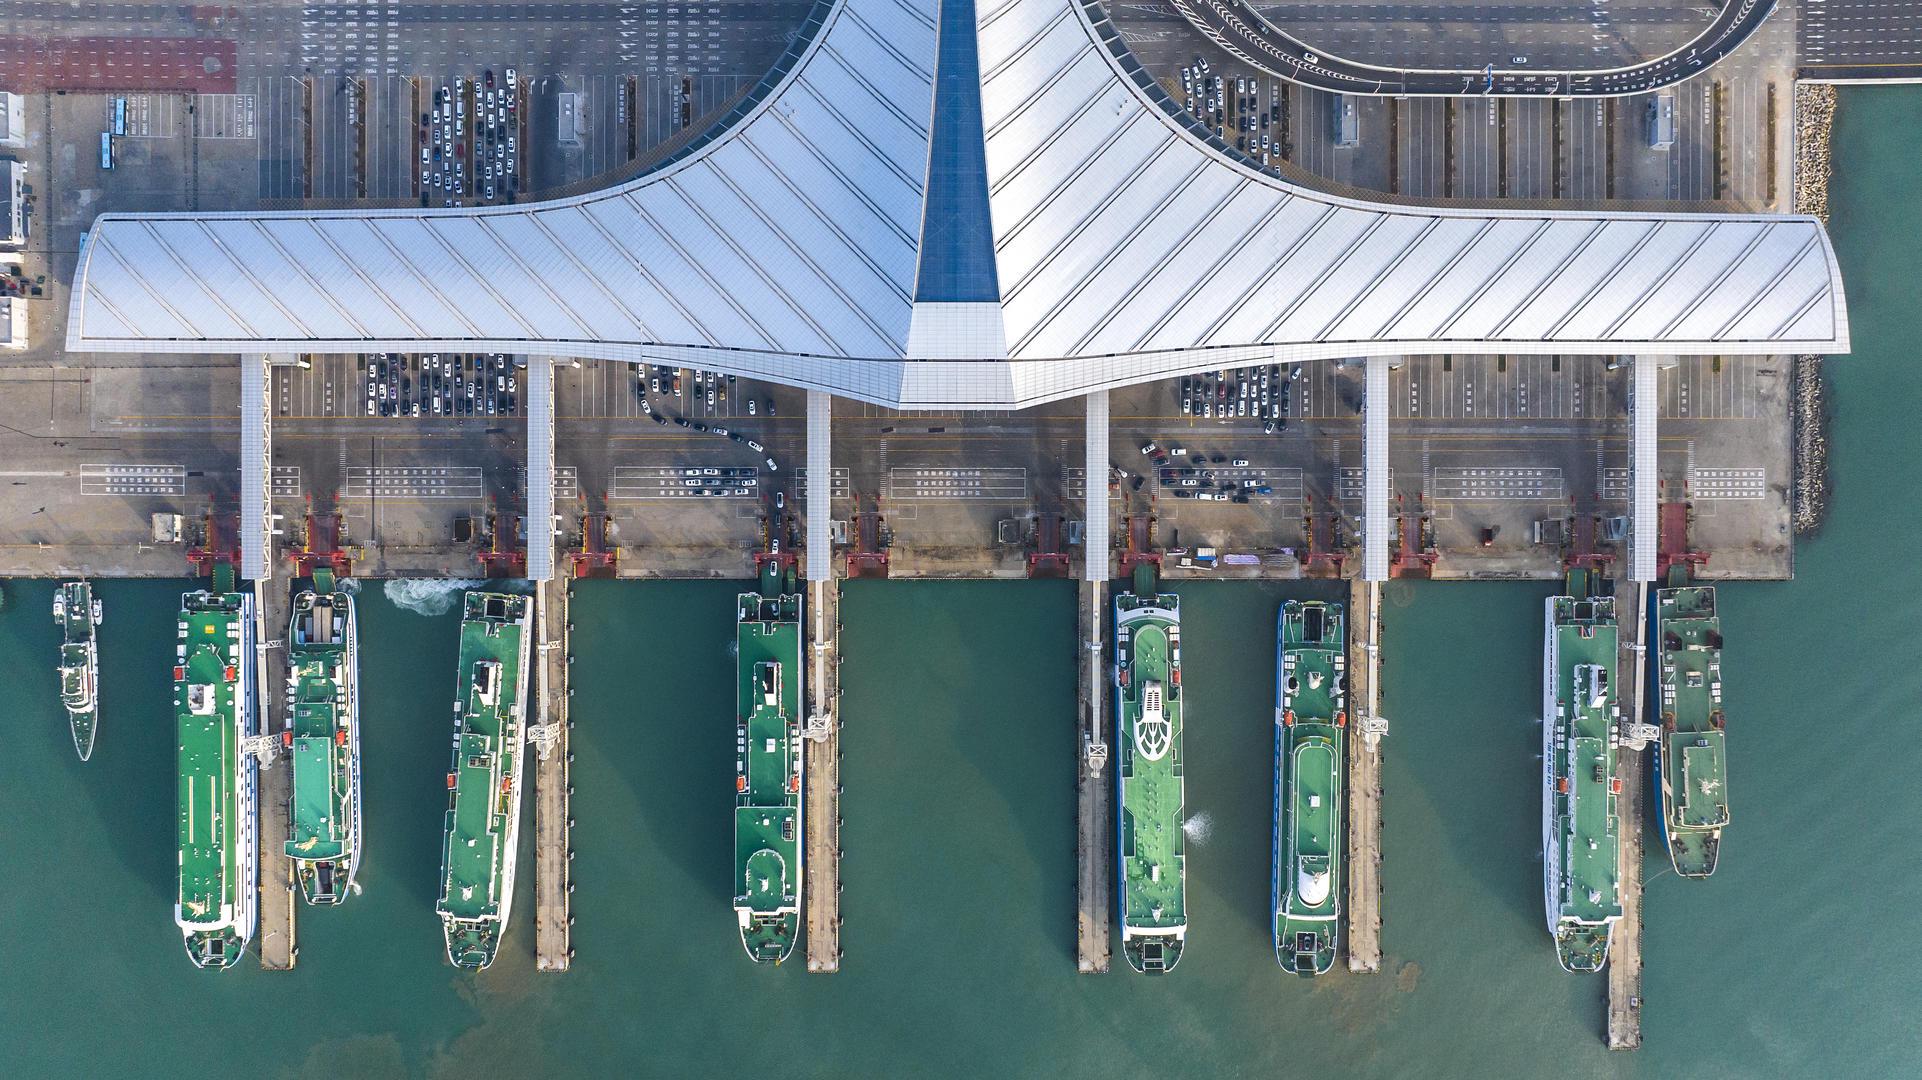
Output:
[{"left": 1168, "top": 0, "right": 1775, "bottom": 97}]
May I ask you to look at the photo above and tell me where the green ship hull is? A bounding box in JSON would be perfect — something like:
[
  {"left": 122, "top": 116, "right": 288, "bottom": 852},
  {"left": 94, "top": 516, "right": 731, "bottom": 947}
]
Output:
[
  {"left": 54, "top": 581, "right": 101, "bottom": 762},
  {"left": 287, "top": 572, "right": 362, "bottom": 905},
  {"left": 175, "top": 587, "right": 259, "bottom": 970},
  {"left": 1115, "top": 569, "right": 1186, "bottom": 974},
  {"left": 1542, "top": 576, "right": 1623, "bottom": 973},
  {"left": 1274, "top": 601, "right": 1344, "bottom": 976},
  {"left": 436, "top": 591, "right": 532, "bottom": 970},
  {"left": 735, "top": 562, "right": 804, "bottom": 964},
  {"left": 1655, "top": 581, "right": 1728, "bottom": 878}
]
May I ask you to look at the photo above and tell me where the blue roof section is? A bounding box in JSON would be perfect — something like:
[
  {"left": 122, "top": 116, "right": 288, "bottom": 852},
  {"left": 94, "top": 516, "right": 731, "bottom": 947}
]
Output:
[{"left": 913, "top": 0, "right": 1000, "bottom": 303}]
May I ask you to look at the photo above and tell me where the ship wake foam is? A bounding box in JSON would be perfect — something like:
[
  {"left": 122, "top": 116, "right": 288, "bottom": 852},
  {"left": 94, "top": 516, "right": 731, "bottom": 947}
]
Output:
[
  {"left": 1182, "top": 812, "right": 1212, "bottom": 846},
  {"left": 383, "top": 578, "right": 488, "bottom": 617}
]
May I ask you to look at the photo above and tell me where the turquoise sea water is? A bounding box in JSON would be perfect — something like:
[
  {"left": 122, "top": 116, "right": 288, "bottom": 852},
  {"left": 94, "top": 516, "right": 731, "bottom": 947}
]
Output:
[{"left": 3, "top": 86, "right": 1921, "bottom": 1077}]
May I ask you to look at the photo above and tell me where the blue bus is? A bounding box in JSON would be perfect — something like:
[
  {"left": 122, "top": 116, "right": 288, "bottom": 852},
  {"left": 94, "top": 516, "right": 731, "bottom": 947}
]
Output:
[
  {"left": 112, "top": 98, "right": 126, "bottom": 136},
  {"left": 100, "top": 132, "right": 113, "bottom": 169}
]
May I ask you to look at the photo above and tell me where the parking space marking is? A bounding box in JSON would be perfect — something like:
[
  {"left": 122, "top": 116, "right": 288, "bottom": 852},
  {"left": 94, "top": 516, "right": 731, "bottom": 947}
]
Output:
[
  {"left": 1432, "top": 466, "right": 1565, "bottom": 501},
  {"left": 1154, "top": 465, "right": 1303, "bottom": 501},
  {"left": 80, "top": 463, "right": 185, "bottom": 496},
  {"left": 194, "top": 93, "right": 257, "bottom": 139},
  {"left": 272, "top": 466, "right": 301, "bottom": 498},
  {"left": 1689, "top": 467, "right": 1767, "bottom": 500},
  {"left": 1337, "top": 467, "right": 1394, "bottom": 502},
  {"left": 611, "top": 465, "right": 760, "bottom": 500},
  {"left": 794, "top": 467, "right": 850, "bottom": 501},
  {"left": 554, "top": 466, "right": 579, "bottom": 501},
  {"left": 1600, "top": 467, "right": 1630, "bottom": 501},
  {"left": 343, "top": 465, "right": 483, "bottom": 499},
  {"left": 887, "top": 467, "right": 1027, "bottom": 500}
]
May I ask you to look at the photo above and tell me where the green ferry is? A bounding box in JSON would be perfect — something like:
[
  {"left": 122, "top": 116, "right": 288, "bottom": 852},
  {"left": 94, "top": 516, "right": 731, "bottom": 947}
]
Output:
[
  {"left": 1115, "top": 565, "right": 1186, "bottom": 974},
  {"left": 54, "top": 580, "right": 102, "bottom": 761},
  {"left": 1542, "top": 572, "right": 1622, "bottom": 973},
  {"left": 1274, "top": 600, "right": 1344, "bottom": 976},
  {"left": 734, "top": 561, "right": 804, "bottom": 964},
  {"left": 1655, "top": 575, "right": 1729, "bottom": 878},
  {"left": 436, "top": 591, "right": 532, "bottom": 970},
  {"left": 174, "top": 579, "right": 259, "bottom": 969},
  {"left": 286, "top": 569, "right": 362, "bottom": 905}
]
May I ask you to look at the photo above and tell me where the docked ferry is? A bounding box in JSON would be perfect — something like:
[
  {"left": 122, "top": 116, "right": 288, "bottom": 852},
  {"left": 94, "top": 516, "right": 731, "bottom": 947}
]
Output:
[
  {"left": 436, "top": 591, "right": 532, "bottom": 969},
  {"left": 1542, "top": 572, "right": 1623, "bottom": 973},
  {"left": 1116, "top": 565, "right": 1187, "bottom": 975},
  {"left": 286, "top": 569, "right": 362, "bottom": 905},
  {"left": 1654, "top": 577, "right": 1729, "bottom": 878},
  {"left": 175, "top": 580, "right": 259, "bottom": 969},
  {"left": 54, "top": 581, "right": 102, "bottom": 761},
  {"left": 1274, "top": 600, "right": 1345, "bottom": 976},
  {"left": 734, "top": 561, "right": 804, "bottom": 963}
]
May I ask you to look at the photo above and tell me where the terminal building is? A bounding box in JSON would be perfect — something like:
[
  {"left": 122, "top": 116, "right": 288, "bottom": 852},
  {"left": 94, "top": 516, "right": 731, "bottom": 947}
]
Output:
[{"left": 60, "top": 0, "right": 1849, "bottom": 580}]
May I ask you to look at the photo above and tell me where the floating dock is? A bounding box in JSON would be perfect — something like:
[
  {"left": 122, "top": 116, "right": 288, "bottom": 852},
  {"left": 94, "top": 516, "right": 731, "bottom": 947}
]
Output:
[
  {"left": 534, "top": 578, "right": 573, "bottom": 971},
  {"left": 255, "top": 579, "right": 297, "bottom": 970},
  {"left": 1344, "top": 577, "right": 1383, "bottom": 974},
  {"left": 803, "top": 577, "right": 842, "bottom": 972},
  {"left": 1608, "top": 580, "right": 1647, "bottom": 1049},
  {"left": 1075, "top": 577, "right": 1112, "bottom": 973}
]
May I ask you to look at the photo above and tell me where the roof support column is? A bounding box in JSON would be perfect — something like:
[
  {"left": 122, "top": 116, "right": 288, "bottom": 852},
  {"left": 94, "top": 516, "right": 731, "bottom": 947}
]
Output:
[
  {"left": 527, "top": 357, "right": 556, "bottom": 582},
  {"left": 1628, "top": 356, "right": 1660, "bottom": 582},
  {"left": 1083, "top": 390, "right": 1110, "bottom": 581},
  {"left": 1362, "top": 356, "right": 1391, "bottom": 582},
  {"left": 240, "top": 354, "right": 273, "bottom": 582},
  {"left": 806, "top": 390, "right": 832, "bottom": 582}
]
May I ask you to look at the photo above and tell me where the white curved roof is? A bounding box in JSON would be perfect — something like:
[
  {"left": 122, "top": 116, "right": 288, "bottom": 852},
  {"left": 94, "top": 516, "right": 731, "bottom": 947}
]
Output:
[{"left": 65, "top": 0, "right": 1847, "bottom": 410}]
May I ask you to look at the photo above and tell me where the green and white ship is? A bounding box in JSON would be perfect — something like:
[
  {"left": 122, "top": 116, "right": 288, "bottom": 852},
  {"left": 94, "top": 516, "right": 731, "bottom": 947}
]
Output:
[
  {"left": 1116, "top": 566, "right": 1186, "bottom": 975},
  {"left": 286, "top": 569, "right": 362, "bottom": 905},
  {"left": 436, "top": 591, "right": 532, "bottom": 970},
  {"left": 1274, "top": 600, "right": 1344, "bottom": 976},
  {"left": 735, "top": 562, "right": 804, "bottom": 964},
  {"left": 54, "top": 581, "right": 102, "bottom": 761},
  {"left": 1542, "top": 573, "right": 1623, "bottom": 973},
  {"left": 175, "top": 580, "right": 259, "bottom": 969},
  {"left": 1655, "top": 576, "right": 1729, "bottom": 878}
]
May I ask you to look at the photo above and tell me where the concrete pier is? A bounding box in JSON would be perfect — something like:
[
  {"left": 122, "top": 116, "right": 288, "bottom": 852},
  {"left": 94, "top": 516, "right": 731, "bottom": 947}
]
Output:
[
  {"left": 1608, "top": 580, "right": 1648, "bottom": 1049},
  {"left": 534, "top": 577, "right": 573, "bottom": 971},
  {"left": 1075, "top": 577, "right": 1112, "bottom": 972},
  {"left": 1076, "top": 394, "right": 1112, "bottom": 973},
  {"left": 803, "top": 576, "right": 842, "bottom": 973},
  {"left": 254, "top": 579, "right": 296, "bottom": 970},
  {"left": 1345, "top": 577, "right": 1384, "bottom": 974},
  {"left": 803, "top": 390, "right": 842, "bottom": 973}
]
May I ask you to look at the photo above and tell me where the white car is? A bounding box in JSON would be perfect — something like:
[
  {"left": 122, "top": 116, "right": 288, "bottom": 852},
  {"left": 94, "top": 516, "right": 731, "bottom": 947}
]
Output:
[{"left": 1232, "top": 459, "right": 1249, "bottom": 467}]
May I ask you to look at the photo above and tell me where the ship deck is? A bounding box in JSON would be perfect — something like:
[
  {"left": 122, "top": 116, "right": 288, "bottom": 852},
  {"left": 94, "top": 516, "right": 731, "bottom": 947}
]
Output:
[
  {"left": 735, "top": 593, "right": 802, "bottom": 917},
  {"left": 287, "top": 597, "right": 350, "bottom": 860},
  {"left": 1551, "top": 602, "right": 1621, "bottom": 929},
  {"left": 1119, "top": 603, "right": 1185, "bottom": 930},
  {"left": 57, "top": 582, "right": 94, "bottom": 643},
  {"left": 439, "top": 594, "right": 529, "bottom": 921},
  {"left": 1658, "top": 587, "right": 1728, "bottom": 831},
  {"left": 177, "top": 598, "right": 241, "bottom": 924}
]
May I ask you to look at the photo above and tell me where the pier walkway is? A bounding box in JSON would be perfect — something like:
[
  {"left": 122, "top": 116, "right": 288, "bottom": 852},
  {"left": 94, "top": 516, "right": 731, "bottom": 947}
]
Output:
[
  {"left": 1076, "top": 394, "right": 1112, "bottom": 973},
  {"left": 534, "top": 578, "right": 573, "bottom": 971},
  {"left": 255, "top": 579, "right": 296, "bottom": 970},
  {"left": 1345, "top": 578, "right": 1384, "bottom": 973},
  {"left": 804, "top": 577, "right": 842, "bottom": 972},
  {"left": 1075, "top": 578, "right": 1111, "bottom": 972},
  {"left": 1609, "top": 581, "right": 1648, "bottom": 1049}
]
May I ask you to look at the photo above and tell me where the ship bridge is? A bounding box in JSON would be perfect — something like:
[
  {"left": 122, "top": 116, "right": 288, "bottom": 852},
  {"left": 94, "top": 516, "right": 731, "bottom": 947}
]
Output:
[{"left": 60, "top": 0, "right": 1848, "bottom": 579}]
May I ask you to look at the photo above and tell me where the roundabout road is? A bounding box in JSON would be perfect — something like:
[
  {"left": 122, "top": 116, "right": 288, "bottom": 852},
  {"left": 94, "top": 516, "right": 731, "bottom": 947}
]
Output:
[{"left": 1165, "top": 0, "right": 1776, "bottom": 96}]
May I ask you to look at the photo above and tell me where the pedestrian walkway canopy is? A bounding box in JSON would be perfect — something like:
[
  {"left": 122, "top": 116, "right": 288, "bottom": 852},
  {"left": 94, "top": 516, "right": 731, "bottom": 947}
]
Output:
[{"left": 66, "top": 0, "right": 1849, "bottom": 410}]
